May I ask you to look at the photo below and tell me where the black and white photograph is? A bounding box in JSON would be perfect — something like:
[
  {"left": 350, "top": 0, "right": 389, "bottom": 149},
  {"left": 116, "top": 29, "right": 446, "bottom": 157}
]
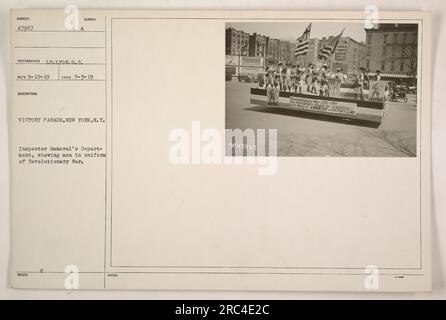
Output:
[{"left": 225, "top": 22, "right": 419, "bottom": 157}]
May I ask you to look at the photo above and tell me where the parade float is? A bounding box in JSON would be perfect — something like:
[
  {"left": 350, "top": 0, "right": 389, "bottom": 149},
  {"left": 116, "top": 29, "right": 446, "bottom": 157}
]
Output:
[
  {"left": 247, "top": 23, "right": 390, "bottom": 128},
  {"left": 250, "top": 81, "right": 389, "bottom": 127}
]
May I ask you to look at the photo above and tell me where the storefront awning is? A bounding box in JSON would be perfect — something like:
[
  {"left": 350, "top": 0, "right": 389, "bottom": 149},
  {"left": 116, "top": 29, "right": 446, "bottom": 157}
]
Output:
[{"left": 367, "top": 72, "right": 415, "bottom": 79}]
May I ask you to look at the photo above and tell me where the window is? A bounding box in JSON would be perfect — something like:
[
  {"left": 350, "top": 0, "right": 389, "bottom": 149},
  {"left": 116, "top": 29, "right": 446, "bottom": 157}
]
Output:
[
  {"left": 391, "top": 61, "right": 395, "bottom": 71},
  {"left": 335, "top": 53, "right": 346, "bottom": 60},
  {"left": 366, "top": 59, "right": 370, "bottom": 69},
  {"left": 383, "top": 34, "right": 388, "bottom": 43},
  {"left": 400, "top": 61, "right": 405, "bottom": 72},
  {"left": 367, "top": 34, "right": 372, "bottom": 44},
  {"left": 393, "top": 33, "right": 398, "bottom": 43}
]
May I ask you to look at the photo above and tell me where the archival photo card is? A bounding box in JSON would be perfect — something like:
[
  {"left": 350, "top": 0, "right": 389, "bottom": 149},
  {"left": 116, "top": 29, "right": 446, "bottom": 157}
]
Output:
[{"left": 9, "top": 10, "right": 431, "bottom": 292}]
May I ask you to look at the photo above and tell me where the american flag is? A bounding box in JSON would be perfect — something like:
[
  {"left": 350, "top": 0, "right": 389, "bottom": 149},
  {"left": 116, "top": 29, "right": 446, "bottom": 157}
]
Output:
[
  {"left": 294, "top": 23, "right": 312, "bottom": 57},
  {"left": 318, "top": 29, "right": 344, "bottom": 61}
]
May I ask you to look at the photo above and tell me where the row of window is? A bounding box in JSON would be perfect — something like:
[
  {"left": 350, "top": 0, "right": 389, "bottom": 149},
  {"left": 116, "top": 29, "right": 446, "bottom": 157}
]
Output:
[
  {"left": 367, "top": 32, "right": 415, "bottom": 44},
  {"left": 366, "top": 59, "right": 406, "bottom": 72},
  {"left": 366, "top": 45, "right": 414, "bottom": 57}
]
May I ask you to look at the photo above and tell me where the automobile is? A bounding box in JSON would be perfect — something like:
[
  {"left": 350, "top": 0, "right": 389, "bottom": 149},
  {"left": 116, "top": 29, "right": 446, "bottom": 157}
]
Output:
[
  {"left": 238, "top": 74, "right": 256, "bottom": 83},
  {"left": 389, "top": 88, "right": 408, "bottom": 103},
  {"left": 408, "top": 86, "right": 417, "bottom": 94},
  {"left": 388, "top": 81, "right": 408, "bottom": 103}
]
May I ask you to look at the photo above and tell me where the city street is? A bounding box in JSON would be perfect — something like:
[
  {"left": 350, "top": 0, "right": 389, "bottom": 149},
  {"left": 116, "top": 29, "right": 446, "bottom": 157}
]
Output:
[{"left": 225, "top": 81, "right": 417, "bottom": 157}]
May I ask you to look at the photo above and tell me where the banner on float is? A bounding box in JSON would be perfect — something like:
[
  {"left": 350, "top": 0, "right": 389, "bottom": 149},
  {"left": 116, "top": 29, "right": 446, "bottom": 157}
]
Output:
[{"left": 289, "top": 96, "right": 357, "bottom": 116}]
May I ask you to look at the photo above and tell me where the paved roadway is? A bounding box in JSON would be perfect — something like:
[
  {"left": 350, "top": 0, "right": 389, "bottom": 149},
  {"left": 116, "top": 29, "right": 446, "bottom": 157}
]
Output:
[{"left": 225, "top": 81, "right": 417, "bottom": 157}]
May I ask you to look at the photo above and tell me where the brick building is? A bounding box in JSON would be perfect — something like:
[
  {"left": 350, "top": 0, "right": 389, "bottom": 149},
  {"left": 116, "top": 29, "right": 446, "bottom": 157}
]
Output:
[
  {"left": 225, "top": 28, "right": 250, "bottom": 56},
  {"left": 248, "top": 33, "right": 268, "bottom": 58},
  {"left": 365, "top": 24, "right": 418, "bottom": 75}
]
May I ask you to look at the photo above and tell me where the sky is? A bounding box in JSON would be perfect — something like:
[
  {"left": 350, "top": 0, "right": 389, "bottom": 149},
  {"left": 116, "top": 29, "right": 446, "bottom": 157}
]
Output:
[{"left": 226, "top": 22, "right": 367, "bottom": 43}]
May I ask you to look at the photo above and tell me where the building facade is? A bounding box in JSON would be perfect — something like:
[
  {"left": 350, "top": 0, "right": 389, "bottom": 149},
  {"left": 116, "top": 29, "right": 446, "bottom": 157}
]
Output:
[
  {"left": 365, "top": 24, "right": 418, "bottom": 75},
  {"left": 225, "top": 28, "right": 250, "bottom": 56},
  {"left": 265, "top": 38, "right": 280, "bottom": 63},
  {"left": 225, "top": 27, "right": 377, "bottom": 75},
  {"left": 248, "top": 33, "right": 268, "bottom": 58},
  {"left": 318, "top": 36, "right": 366, "bottom": 74}
]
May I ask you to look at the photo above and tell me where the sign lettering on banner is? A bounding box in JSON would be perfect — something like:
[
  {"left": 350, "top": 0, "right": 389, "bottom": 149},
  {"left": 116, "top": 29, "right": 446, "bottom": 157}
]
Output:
[{"left": 289, "top": 96, "right": 357, "bottom": 116}]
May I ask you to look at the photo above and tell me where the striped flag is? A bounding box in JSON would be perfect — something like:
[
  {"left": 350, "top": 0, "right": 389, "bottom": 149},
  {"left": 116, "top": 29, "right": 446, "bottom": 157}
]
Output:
[
  {"left": 318, "top": 29, "right": 344, "bottom": 61},
  {"left": 294, "top": 23, "right": 312, "bottom": 57}
]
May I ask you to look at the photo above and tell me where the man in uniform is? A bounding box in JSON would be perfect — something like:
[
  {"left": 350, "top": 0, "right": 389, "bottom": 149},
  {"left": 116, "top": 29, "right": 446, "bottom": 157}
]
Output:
[
  {"left": 333, "top": 68, "right": 345, "bottom": 97},
  {"left": 357, "top": 67, "right": 367, "bottom": 101},
  {"left": 370, "top": 70, "right": 383, "bottom": 100}
]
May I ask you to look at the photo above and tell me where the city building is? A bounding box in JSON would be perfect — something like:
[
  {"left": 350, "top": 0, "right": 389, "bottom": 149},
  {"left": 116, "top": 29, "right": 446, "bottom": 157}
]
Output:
[
  {"left": 225, "top": 28, "right": 250, "bottom": 56},
  {"left": 265, "top": 38, "right": 280, "bottom": 64},
  {"left": 365, "top": 24, "right": 418, "bottom": 75},
  {"left": 248, "top": 33, "right": 268, "bottom": 58},
  {"left": 318, "top": 36, "right": 366, "bottom": 74}
]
